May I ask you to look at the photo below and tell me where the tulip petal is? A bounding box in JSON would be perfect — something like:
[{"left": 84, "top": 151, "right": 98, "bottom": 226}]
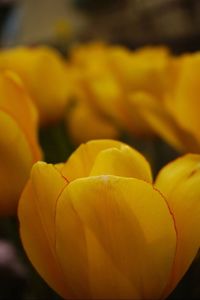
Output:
[
  {"left": 155, "top": 154, "right": 200, "bottom": 295},
  {"left": 31, "top": 47, "right": 69, "bottom": 123},
  {"left": 167, "top": 54, "right": 200, "bottom": 139},
  {"left": 66, "top": 100, "right": 118, "bottom": 145},
  {"left": 110, "top": 46, "right": 169, "bottom": 97},
  {"left": 30, "top": 162, "right": 69, "bottom": 245},
  {"left": 56, "top": 190, "right": 93, "bottom": 299},
  {"left": 0, "top": 71, "right": 41, "bottom": 160},
  {"left": 90, "top": 145, "right": 152, "bottom": 182},
  {"left": 0, "top": 47, "right": 70, "bottom": 124},
  {"left": 18, "top": 162, "right": 69, "bottom": 298},
  {"left": 61, "top": 139, "right": 131, "bottom": 180},
  {"left": 86, "top": 76, "right": 136, "bottom": 134},
  {"left": 129, "top": 92, "right": 200, "bottom": 152},
  {"left": 56, "top": 176, "right": 176, "bottom": 299},
  {"left": 0, "top": 111, "right": 33, "bottom": 215}
]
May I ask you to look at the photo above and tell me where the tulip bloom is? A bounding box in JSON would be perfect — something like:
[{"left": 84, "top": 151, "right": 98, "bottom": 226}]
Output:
[
  {"left": 66, "top": 98, "right": 118, "bottom": 145},
  {"left": 66, "top": 43, "right": 172, "bottom": 138},
  {"left": 65, "top": 69, "right": 119, "bottom": 144},
  {"left": 0, "top": 46, "right": 70, "bottom": 124},
  {"left": 19, "top": 140, "right": 200, "bottom": 299},
  {"left": 129, "top": 52, "right": 200, "bottom": 152},
  {"left": 66, "top": 43, "right": 129, "bottom": 138},
  {"left": 0, "top": 71, "right": 42, "bottom": 215}
]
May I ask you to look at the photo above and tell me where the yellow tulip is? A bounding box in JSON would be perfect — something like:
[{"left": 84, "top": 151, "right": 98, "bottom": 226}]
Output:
[
  {"left": 70, "top": 43, "right": 170, "bottom": 98},
  {"left": 0, "top": 70, "right": 42, "bottom": 215},
  {"left": 66, "top": 98, "right": 118, "bottom": 145},
  {"left": 129, "top": 52, "right": 200, "bottom": 152},
  {"left": 18, "top": 139, "right": 200, "bottom": 299},
  {"left": 68, "top": 43, "right": 129, "bottom": 133},
  {"left": 108, "top": 45, "right": 170, "bottom": 97},
  {"left": 164, "top": 52, "right": 200, "bottom": 151},
  {"left": 129, "top": 91, "right": 200, "bottom": 152},
  {"left": 64, "top": 62, "right": 122, "bottom": 144},
  {"left": 67, "top": 43, "right": 171, "bottom": 137},
  {"left": 0, "top": 46, "right": 70, "bottom": 124}
]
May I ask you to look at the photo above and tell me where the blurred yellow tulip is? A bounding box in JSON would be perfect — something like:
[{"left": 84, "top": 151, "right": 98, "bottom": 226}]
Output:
[
  {"left": 129, "top": 52, "right": 200, "bottom": 152},
  {"left": 67, "top": 43, "right": 129, "bottom": 135},
  {"left": 19, "top": 139, "right": 200, "bottom": 299},
  {"left": 108, "top": 45, "right": 170, "bottom": 97},
  {"left": 0, "top": 71, "right": 42, "bottom": 215},
  {"left": 0, "top": 46, "right": 70, "bottom": 125},
  {"left": 66, "top": 42, "right": 171, "bottom": 137},
  {"left": 66, "top": 98, "right": 118, "bottom": 145}
]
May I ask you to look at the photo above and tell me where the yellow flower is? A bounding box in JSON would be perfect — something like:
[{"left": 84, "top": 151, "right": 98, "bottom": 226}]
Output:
[
  {"left": 129, "top": 52, "right": 200, "bottom": 152},
  {"left": 0, "top": 46, "right": 70, "bottom": 124},
  {"left": 68, "top": 43, "right": 128, "bottom": 133},
  {"left": 18, "top": 139, "right": 200, "bottom": 299},
  {"left": 0, "top": 71, "right": 42, "bottom": 215},
  {"left": 107, "top": 45, "right": 171, "bottom": 137},
  {"left": 108, "top": 45, "right": 170, "bottom": 97},
  {"left": 64, "top": 66, "right": 120, "bottom": 144},
  {"left": 67, "top": 43, "right": 171, "bottom": 137},
  {"left": 66, "top": 97, "right": 118, "bottom": 145}
]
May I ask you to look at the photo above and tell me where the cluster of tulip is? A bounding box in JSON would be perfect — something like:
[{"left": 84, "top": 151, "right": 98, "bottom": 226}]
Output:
[
  {"left": 0, "top": 42, "right": 200, "bottom": 299},
  {"left": 64, "top": 42, "right": 200, "bottom": 152}
]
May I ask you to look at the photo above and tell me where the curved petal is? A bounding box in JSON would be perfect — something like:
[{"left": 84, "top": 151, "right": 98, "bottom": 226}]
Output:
[
  {"left": 18, "top": 162, "right": 69, "bottom": 298},
  {"left": 0, "top": 71, "right": 42, "bottom": 160},
  {"left": 166, "top": 53, "right": 200, "bottom": 140},
  {"left": 0, "top": 47, "right": 70, "bottom": 124},
  {"left": 55, "top": 176, "right": 176, "bottom": 299},
  {"left": 66, "top": 100, "right": 118, "bottom": 145},
  {"left": 109, "top": 46, "right": 169, "bottom": 97},
  {"left": 0, "top": 111, "right": 33, "bottom": 215},
  {"left": 30, "top": 47, "right": 70, "bottom": 123},
  {"left": 89, "top": 145, "right": 152, "bottom": 182},
  {"left": 61, "top": 139, "right": 130, "bottom": 180},
  {"left": 155, "top": 154, "right": 200, "bottom": 296},
  {"left": 129, "top": 91, "right": 200, "bottom": 152}
]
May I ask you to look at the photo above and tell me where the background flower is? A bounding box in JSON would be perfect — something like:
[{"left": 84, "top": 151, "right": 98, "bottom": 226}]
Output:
[
  {"left": 0, "top": 70, "right": 42, "bottom": 215},
  {"left": 0, "top": 46, "right": 71, "bottom": 125},
  {"left": 129, "top": 52, "right": 200, "bottom": 153},
  {"left": 65, "top": 43, "right": 171, "bottom": 143}
]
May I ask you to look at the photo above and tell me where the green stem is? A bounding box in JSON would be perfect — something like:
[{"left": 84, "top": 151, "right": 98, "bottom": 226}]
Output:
[{"left": 39, "top": 121, "right": 75, "bottom": 164}]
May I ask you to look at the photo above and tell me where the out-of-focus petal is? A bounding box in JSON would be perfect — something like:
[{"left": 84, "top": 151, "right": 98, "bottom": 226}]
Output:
[
  {"left": 82, "top": 68, "right": 134, "bottom": 133},
  {"left": 166, "top": 53, "right": 200, "bottom": 141},
  {"left": 30, "top": 47, "right": 70, "bottom": 123},
  {"left": 129, "top": 91, "right": 200, "bottom": 152},
  {"left": 155, "top": 154, "right": 200, "bottom": 296},
  {"left": 0, "top": 71, "right": 41, "bottom": 160},
  {"left": 0, "top": 111, "right": 33, "bottom": 215},
  {"left": 18, "top": 162, "right": 69, "bottom": 298},
  {"left": 56, "top": 175, "right": 176, "bottom": 299},
  {"left": 109, "top": 46, "right": 170, "bottom": 97},
  {"left": 66, "top": 100, "right": 118, "bottom": 145},
  {"left": 89, "top": 145, "right": 152, "bottom": 182},
  {"left": 70, "top": 42, "right": 108, "bottom": 66},
  {"left": 0, "top": 47, "right": 70, "bottom": 124}
]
